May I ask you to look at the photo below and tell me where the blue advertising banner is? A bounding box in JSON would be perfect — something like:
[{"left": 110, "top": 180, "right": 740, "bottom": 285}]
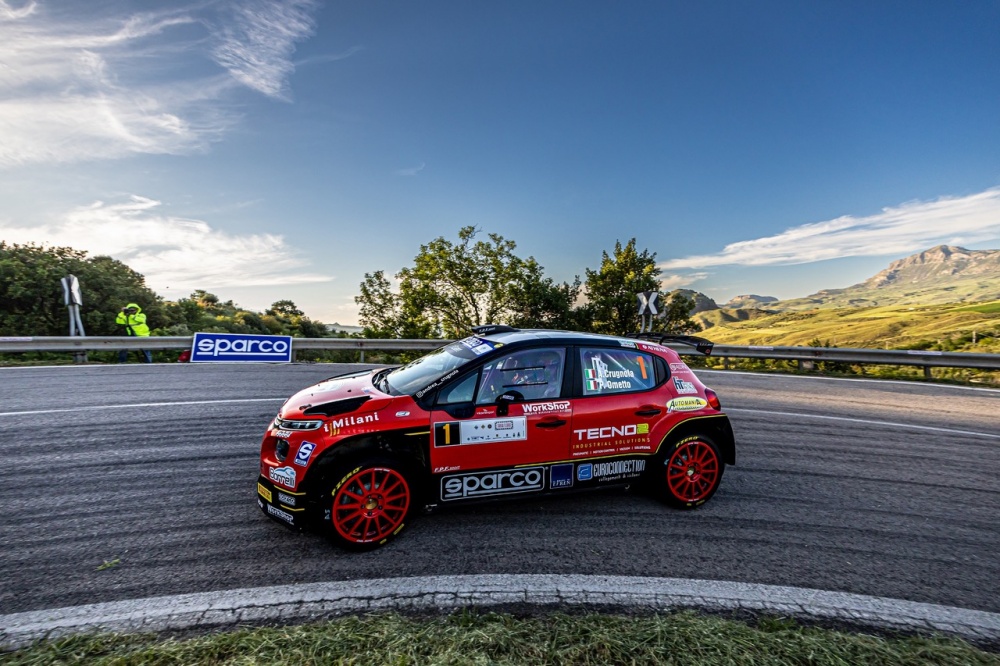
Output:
[{"left": 190, "top": 332, "right": 293, "bottom": 363}]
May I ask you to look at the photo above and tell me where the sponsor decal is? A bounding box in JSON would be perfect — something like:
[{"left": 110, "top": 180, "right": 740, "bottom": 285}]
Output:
[
  {"left": 257, "top": 482, "right": 272, "bottom": 503},
  {"left": 591, "top": 458, "right": 646, "bottom": 478},
  {"left": 672, "top": 377, "right": 697, "bottom": 394},
  {"left": 474, "top": 407, "right": 494, "bottom": 417},
  {"left": 441, "top": 467, "right": 545, "bottom": 500},
  {"left": 328, "top": 412, "right": 380, "bottom": 436},
  {"left": 460, "top": 336, "right": 495, "bottom": 355},
  {"left": 618, "top": 339, "right": 637, "bottom": 348},
  {"left": 669, "top": 362, "right": 690, "bottom": 373},
  {"left": 433, "top": 465, "right": 460, "bottom": 474},
  {"left": 294, "top": 441, "right": 316, "bottom": 466},
  {"left": 577, "top": 463, "right": 593, "bottom": 481},
  {"left": 269, "top": 465, "right": 296, "bottom": 488},
  {"left": 395, "top": 411, "right": 411, "bottom": 417},
  {"left": 521, "top": 401, "right": 571, "bottom": 415},
  {"left": 267, "top": 503, "right": 295, "bottom": 524},
  {"left": 572, "top": 423, "right": 652, "bottom": 457},
  {"left": 550, "top": 463, "right": 574, "bottom": 489},
  {"left": 273, "top": 429, "right": 293, "bottom": 439},
  {"left": 640, "top": 342, "right": 668, "bottom": 353},
  {"left": 434, "top": 417, "right": 528, "bottom": 446},
  {"left": 277, "top": 491, "right": 297, "bottom": 506},
  {"left": 573, "top": 423, "right": 649, "bottom": 441},
  {"left": 666, "top": 397, "right": 708, "bottom": 412}
]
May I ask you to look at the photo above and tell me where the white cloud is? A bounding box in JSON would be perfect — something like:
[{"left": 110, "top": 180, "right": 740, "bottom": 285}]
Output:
[
  {"left": 0, "top": 0, "right": 320, "bottom": 167},
  {"left": 0, "top": 195, "right": 333, "bottom": 291},
  {"left": 659, "top": 272, "right": 709, "bottom": 290},
  {"left": 660, "top": 187, "right": 1000, "bottom": 270}
]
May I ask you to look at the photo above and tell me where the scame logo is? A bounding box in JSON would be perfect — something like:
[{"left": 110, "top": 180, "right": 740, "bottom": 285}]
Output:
[
  {"left": 196, "top": 337, "right": 289, "bottom": 356},
  {"left": 442, "top": 467, "right": 544, "bottom": 500}
]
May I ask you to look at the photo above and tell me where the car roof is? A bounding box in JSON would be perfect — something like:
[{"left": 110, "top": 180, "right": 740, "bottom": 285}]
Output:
[{"left": 472, "top": 328, "right": 634, "bottom": 347}]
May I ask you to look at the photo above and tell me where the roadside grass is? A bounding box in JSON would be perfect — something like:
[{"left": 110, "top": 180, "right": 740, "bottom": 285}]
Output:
[{"left": 4, "top": 610, "right": 998, "bottom": 665}]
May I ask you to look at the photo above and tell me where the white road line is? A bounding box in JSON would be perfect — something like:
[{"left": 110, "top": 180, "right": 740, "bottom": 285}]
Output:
[
  {"left": 726, "top": 407, "right": 1000, "bottom": 439},
  {"left": 699, "top": 369, "right": 1000, "bottom": 394},
  {"left": 1, "top": 575, "right": 997, "bottom": 649},
  {"left": 0, "top": 398, "right": 284, "bottom": 418}
]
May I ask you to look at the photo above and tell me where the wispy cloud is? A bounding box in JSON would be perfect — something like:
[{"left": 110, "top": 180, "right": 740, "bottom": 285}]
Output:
[
  {"left": 661, "top": 187, "right": 1000, "bottom": 270},
  {"left": 0, "top": 195, "right": 333, "bottom": 291},
  {"left": 0, "top": 0, "right": 320, "bottom": 167},
  {"left": 660, "top": 272, "right": 709, "bottom": 290},
  {"left": 395, "top": 162, "right": 426, "bottom": 177}
]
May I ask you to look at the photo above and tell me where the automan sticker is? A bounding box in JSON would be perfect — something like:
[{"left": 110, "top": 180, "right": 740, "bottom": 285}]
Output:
[
  {"left": 257, "top": 482, "right": 272, "bottom": 503},
  {"left": 269, "top": 465, "right": 296, "bottom": 488},
  {"left": 441, "top": 467, "right": 544, "bottom": 500},
  {"left": 666, "top": 397, "right": 708, "bottom": 412},
  {"left": 672, "top": 377, "right": 697, "bottom": 394},
  {"left": 434, "top": 417, "right": 528, "bottom": 446},
  {"left": 293, "top": 442, "right": 316, "bottom": 466}
]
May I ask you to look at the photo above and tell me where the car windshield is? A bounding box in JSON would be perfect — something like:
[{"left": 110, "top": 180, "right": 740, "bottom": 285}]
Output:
[{"left": 383, "top": 336, "right": 497, "bottom": 396}]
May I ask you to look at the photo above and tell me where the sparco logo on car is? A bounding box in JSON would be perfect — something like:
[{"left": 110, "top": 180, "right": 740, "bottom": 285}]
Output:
[
  {"left": 294, "top": 442, "right": 316, "bottom": 466},
  {"left": 521, "top": 401, "right": 571, "bottom": 414},
  {"left": 441, "top": 467, "right": 545, "bottom": 500},
  {"left": 269, "top": 465, "right": 296, "bottom": 488}
]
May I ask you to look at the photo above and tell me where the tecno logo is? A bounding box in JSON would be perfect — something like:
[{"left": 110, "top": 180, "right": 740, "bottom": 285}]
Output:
[
  {"left": 441, "top": 467, "right": 544, "bottom": 500},
  {"left": 196, "top": 337, "right": 289, "bottom": 356},
  {"left": 573, "top": 423, "right": 649, "bottom": 441}
]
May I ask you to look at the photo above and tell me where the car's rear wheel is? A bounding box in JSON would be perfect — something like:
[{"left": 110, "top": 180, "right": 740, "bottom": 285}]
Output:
[
  {"left": 652, "top": 435, "right": 725, "bottom": 509},
  {"left": 323, "top": 457, "right": 413, "bottom": 550}
]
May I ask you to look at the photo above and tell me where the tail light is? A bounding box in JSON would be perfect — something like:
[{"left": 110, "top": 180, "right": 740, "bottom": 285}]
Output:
[{"left": 705, "top": 388, "right": 721, "bottom": 410}]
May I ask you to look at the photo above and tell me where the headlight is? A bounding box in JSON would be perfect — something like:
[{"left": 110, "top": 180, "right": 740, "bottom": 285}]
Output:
[{"left": 274, "top": 418, "right": 323, "bottom": 431}]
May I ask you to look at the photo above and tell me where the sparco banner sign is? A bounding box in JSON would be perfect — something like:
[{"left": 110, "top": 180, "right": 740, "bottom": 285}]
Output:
[{"left": 191, "top": 332, "right": 293, "bottom": 363}]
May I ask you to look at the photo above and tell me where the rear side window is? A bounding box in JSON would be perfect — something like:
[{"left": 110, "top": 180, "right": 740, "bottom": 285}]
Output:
[{"left": 579, "top": 348, "right": 656, "bottom": 396}]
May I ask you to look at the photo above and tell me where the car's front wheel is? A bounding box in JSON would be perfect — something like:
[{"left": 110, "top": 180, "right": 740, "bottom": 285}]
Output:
[
  {"left": 651, "top": 435, "right": 725, "bottom": 509},
  {"left": 323, "top": 457, "right": 414, "bottom": 550}
]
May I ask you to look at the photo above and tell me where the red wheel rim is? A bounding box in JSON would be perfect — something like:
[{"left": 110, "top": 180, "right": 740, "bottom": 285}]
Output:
[
  {"left": 332, "top": 467, "right": 410, "bottom": 543},
  {"left": 666, "top": 440, "right": 719, "bottom": 503}
]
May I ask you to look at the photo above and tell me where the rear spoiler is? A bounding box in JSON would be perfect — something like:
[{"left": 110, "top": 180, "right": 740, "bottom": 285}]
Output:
[{"left": 626, "top": 333, "right": 714, "bottom": 356}]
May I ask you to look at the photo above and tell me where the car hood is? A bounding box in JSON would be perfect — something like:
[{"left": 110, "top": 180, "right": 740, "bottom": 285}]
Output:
[{"left": 279, "top": 370, "right": 391, "bottom": 420}]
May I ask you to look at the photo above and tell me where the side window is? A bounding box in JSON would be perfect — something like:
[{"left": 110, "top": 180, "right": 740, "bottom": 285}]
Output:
[
  {"left": 579, "top": 348, "right": 656, "bottom": 396},
  {"left": 476, "top": 348, "right": 566, "bottom": 404},
  {"left": 436, "top": 373, "right": 478, "bottom": 405}
]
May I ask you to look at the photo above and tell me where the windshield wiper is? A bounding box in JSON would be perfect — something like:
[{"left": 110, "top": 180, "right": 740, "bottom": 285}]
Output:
[{"left": 372, "top": 368, "right": 395, "bottom": 395}]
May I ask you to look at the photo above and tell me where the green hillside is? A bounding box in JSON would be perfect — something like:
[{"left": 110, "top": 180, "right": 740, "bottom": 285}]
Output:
[{"left": 693, "top": 300, "right": 1000, "bottom": 352}]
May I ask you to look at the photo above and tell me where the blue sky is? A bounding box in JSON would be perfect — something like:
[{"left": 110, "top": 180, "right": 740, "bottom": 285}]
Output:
[{"left": 2, "top": 0, "right": 999, "bottom": 325}]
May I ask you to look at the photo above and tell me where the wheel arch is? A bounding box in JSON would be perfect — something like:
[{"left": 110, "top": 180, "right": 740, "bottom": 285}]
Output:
[{"left": 654, "top": 414, "right": 736, "bottom": 465}]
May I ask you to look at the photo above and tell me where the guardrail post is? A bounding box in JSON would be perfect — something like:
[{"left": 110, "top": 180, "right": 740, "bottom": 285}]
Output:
[
  {"left": 360, "top": 349, "right": 365, "bottom": 363},
  {"left": 923, "top": 365, "right": 931, "bottom": 379},
  {"left": 723, "top": 357, "right": 729, "bottom": 370}
]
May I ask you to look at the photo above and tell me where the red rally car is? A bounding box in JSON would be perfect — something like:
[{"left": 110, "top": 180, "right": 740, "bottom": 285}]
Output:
[{"left": 257, "top": 326, "right": 736, "bottom": 549}]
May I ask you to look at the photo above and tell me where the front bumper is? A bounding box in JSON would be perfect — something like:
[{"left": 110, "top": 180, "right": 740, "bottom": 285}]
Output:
[{"left": 257, "top": 475, "right": 307, "bottom": 529}]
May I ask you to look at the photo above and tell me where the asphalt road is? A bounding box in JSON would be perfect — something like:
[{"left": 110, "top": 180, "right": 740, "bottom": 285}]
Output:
[{"left": 1, "top": 363, "right": 997, "bottom": 616}]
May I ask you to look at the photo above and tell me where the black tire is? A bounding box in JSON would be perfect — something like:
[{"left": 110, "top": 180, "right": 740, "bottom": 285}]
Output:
[
  {"left": 321, "top": 456, "right": 415, "bottom": 550},
  {"left": 649, "top": 435, "right": 725, "bottom": 509}
]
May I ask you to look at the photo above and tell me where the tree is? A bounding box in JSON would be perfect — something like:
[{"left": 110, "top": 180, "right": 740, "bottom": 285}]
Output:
[
  {"left": 583, "top": 238, "right": 661, "bottom": 335},
  {"left": 357, "top": 227, "right": 581, "bottom": 339},
  {"left": 0, "top": 242, "right": 164, "bottom": 336},
  {"left": 659, "top": 291, "right": 700, "bottom": 334}
]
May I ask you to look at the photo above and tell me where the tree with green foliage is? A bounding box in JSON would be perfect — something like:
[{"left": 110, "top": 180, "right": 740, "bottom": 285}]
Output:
[
  {"left": 659, "top": 291, "right": 700, "bottom": 334},
  {"left": 0, "top": 242, "right": 164, "bottom": 336},
  {"left": 583, "top": 239, "right": 662, "bottom": 335},
  {"left": 357, "top": 227, "right": 580, "bottom": 338}
]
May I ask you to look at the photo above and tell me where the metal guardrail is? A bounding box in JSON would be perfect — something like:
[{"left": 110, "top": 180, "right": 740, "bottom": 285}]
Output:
[{"left": 0, "top": 336, "right": 997, "bottom": 376}]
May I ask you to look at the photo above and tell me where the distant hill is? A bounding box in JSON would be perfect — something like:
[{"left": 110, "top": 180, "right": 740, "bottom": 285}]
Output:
[
  {"left": 773, "top": 245, "right": 1000, "bottom": 310},
  {"left": 668, "top": 289, "right": 719, "bottom": 313},
  {"left": 725, "top": 294, "right": 778, "bottom": 309}
]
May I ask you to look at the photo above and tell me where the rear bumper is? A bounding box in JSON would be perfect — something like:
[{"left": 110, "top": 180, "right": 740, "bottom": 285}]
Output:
[{"left": 256, "top": 475, "right": 307, "bottom": 529}]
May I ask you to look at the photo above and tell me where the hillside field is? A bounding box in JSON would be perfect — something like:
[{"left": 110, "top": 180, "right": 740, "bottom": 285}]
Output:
[{"left": 693, "top": 300, "right": 1000, "bottom": 352}]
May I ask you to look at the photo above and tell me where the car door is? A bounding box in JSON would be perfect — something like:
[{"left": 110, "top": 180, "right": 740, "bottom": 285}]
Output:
[
  {"left": 569, "top": 345, "right": 665, "bottom": 462},
  {"left": 428, "top": 347, "right": 571, "bottom": 497}
]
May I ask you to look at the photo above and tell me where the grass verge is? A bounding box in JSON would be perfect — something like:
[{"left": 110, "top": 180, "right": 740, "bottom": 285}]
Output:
[{"left": 4, "top": 610, "right": 998, "bottom": 665}]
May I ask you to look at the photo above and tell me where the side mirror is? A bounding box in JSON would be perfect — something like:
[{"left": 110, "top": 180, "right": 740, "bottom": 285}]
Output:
[{"left": 495, "top": 390, "right": 523, "bottom": 417}]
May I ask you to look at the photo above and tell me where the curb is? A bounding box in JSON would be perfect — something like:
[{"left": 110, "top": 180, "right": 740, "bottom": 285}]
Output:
[{"left": 3, "top": 575, "right": 999, "bottom": 649}]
